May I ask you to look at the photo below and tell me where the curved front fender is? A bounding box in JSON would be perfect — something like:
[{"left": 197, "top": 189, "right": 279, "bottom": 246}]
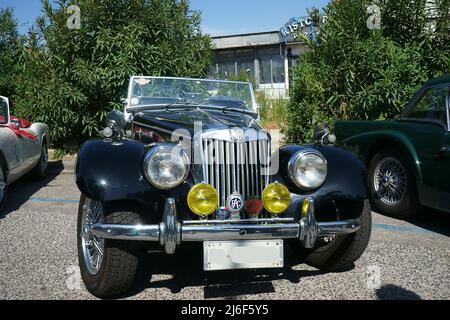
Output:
[
  {"left": 278, "top": 144, "right": 368, "bottom": 202},
  {"left": 75, "top": 138, "right": 151, "bottom": 202},
  {"left": 340, "top": 129, "right": 422, "bottom": 184}
]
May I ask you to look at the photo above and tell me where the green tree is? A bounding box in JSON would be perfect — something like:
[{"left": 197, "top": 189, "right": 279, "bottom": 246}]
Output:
[
  {"left": 0, "top": 7, "right": 19, "bottom": 99},
  {"left": 285, "top": 0, "right": 450, "bottom": 143},
  {"left": 15, "top": 0, "right": 212, "bottom": 149}
]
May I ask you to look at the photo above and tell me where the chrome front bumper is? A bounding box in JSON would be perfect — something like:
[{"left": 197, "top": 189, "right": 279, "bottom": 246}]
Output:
[{"left": 91, "top": 197, "right": 361, "bottom": 254}]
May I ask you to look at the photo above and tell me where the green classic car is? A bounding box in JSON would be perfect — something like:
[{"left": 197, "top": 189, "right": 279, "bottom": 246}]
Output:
[{"left": 335, "top": 74, "right": 450, "bottom": 219}]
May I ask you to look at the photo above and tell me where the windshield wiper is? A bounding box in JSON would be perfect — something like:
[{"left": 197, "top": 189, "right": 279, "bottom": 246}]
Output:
[
  {"left": 126, "top": 100, "right": 198, "bottom": 113},
  {"left": 127, "top": 101, "right": 258, "bottom": 117}
]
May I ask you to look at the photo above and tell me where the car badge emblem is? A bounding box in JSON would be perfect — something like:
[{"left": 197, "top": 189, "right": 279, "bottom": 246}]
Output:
[
  {"left": 227, "top": 192, "right": 244, "bottom": 219},
  {"left": 231, "top": 128, "right": 245, "bottom": 142},
  {"left": 216, "top": 207, "right": 230, "bottom": 220}
]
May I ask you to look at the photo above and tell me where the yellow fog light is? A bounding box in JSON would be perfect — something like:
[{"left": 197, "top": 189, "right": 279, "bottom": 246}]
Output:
[
  {"left": 187, "top": 184, "right": 219, "bottom": 216},
  {"left": 262, "top": 182, "right": 291, "bottom": 215}
]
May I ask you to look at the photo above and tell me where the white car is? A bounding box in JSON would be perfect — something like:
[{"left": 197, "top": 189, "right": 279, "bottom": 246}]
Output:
[{"left": 0, "top": 96, "right": 50, "bottom": 211}]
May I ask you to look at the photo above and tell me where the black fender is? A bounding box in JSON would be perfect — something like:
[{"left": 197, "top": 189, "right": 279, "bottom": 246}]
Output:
[
  {"left": 75, "top": 138, "right": 150, "bottom": 203},
  {"left": 275, "top": 144, "right": 368, "bottom": 220}
]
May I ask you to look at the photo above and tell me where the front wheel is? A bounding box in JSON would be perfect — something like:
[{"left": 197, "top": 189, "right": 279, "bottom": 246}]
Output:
[
  {"left": 291, "top": 200, "right": 372, "bottom": 271},
  {"left": 77, "top": 195, "right": 141, "bottom": 298}
]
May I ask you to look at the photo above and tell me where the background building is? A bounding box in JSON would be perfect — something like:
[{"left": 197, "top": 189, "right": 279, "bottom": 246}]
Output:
[{"left": 210, "top": 16, "right": 323, "bottom": 98}]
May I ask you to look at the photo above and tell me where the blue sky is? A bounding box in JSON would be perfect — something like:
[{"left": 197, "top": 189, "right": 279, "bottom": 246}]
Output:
[{"left": 1, "top": 0, "right": 330, "bottom": 36}]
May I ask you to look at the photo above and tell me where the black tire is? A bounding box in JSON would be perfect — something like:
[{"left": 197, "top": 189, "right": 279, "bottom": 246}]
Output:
[
  {"left": 77, "top": 195, "right": 141, "bottom": 298},
  {"left": 31, "top": 141, "right": 48, "bottom": 179},
  {"left": 368, "top": 146, "right": 420, "bottom": 219},
  {"left": 0, "top": 164, "right": 7, "bottom": 213},
  {"left": 291, "top": 200, "right": 372, "bottom": 271}
]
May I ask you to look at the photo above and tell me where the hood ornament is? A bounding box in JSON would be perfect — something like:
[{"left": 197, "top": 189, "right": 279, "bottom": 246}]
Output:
[{"left": 231, "top": 128, "right": 245, "bottom": 142}]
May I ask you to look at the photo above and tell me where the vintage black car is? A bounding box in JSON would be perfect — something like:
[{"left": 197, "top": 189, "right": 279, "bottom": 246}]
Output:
[{"left": 75, "top": 76, "right": 371, "bottom": 298}]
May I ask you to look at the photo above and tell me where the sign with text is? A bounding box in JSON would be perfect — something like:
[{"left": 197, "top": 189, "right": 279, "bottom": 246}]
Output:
[{"left": 279, "top": 15, "right": 327, "bottom": 43}]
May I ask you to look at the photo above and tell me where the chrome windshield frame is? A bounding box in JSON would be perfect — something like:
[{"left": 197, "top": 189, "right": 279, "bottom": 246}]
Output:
[{"left": 124, "top": 76, "right": 258, "bottom": 120}]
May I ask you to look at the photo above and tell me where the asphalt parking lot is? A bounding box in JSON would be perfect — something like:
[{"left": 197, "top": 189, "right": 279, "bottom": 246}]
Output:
[{"left": 0, "top": 163, "right": 449, "bottom": 300}]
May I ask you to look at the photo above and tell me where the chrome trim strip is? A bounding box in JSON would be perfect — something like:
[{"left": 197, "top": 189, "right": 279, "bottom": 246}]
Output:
[
  {"left": 183, "top": 218, "right": 295, "bottom": 225},
  {"left": 318, "top": 220, "right": 361, "bottom": 235},
  {"left": 182, "top": 224, "right": 300, "bottom": 241},
  {"left": 91, "top": 224, "right": 160, "bottom": 242}
]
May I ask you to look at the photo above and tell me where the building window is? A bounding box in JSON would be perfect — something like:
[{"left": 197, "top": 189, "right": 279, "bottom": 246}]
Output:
[
  {"left": 236, "top": 49, "right": 256, "bottom": 81},
  {"left": 257, "top": 48, "right": 285, "bottom": 85},
  {"left": 259, "top": 55, "right": 272, "bottom": 84},
  {"left": 272, "top": 54, "right": 285, "bottom": 84},
  {"left": 212, "top": 47, "right": 287, "bottom": 85}
]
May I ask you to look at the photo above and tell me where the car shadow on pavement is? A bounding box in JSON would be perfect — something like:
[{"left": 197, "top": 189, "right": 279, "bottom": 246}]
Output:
[
  {"left": 0, "top": 161, "right": 64, "bottom": 219},
  {"left": 376, "top": 284, "right": 422, "bottom": 300},
  {"left": 122, "top": 243, "right": 348, "bottom": 299},
  {"left": 406, "top": 208, "right": 450, "bottom": 237}
]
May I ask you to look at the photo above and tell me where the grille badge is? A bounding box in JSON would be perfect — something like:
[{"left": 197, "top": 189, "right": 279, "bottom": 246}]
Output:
[
  {"left": 231, "top": 128, "right": 245, "bottom": 142},
  {"left": 227, "top": 192, "right": 244, "bottom": 213}
]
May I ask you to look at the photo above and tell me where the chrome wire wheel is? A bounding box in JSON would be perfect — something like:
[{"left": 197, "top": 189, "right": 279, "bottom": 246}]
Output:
[
  {"left": 374, "top": 157, "right": 407, "bottom": 206},
  {"left": 80, "top": 198, "right": 105, "bottom": 275}
]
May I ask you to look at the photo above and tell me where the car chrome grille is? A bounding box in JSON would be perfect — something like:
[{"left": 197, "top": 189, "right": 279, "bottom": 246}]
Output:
[{"left": 201, "top": 137, "right": 271, "bottom": 208}]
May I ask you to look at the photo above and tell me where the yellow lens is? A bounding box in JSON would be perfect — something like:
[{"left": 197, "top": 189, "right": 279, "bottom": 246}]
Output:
[
  {"left": 302, "top": 198, "right": 311, "bottom": 217},
  {"left": 187, "top": 184, "right": 219, "bottom": 216},
  {"left": 262, "top": 183, "right": 291, "bottom": 215}
]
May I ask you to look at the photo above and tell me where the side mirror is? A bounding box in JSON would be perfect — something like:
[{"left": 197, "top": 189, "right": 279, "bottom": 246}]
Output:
[
  {"left": 106, "top": 110, "right": 126, "bottom": 129},
  {"left": 314, "top": 123, "right": 336, "bottom": 145},
  {"left": 103, "top": 110, "right": 127, "bottom": 139}
]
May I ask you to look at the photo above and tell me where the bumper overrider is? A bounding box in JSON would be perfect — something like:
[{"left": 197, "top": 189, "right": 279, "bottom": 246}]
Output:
[{"left": 90, "top": 197, "right": 361, "bottom": 254}]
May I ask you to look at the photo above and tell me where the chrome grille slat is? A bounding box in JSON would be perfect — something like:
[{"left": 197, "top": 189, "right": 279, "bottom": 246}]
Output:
[
  {"left": 202, "top": 134, "right": 270, "bottom": 208},
  {"left": 204, "top": 139, "right": 209, "bottom": 182},
  {"left": 245, "top": 142, "right": 250, "bottom": 198},
  {"left": 226, "top": 141, "right": 231, "bottom": 200},
  {"left": 214, "top": 140, "right": 219, "bottom": 197},
  {"left": 240, "top": 142, "right": 246, "bottom": 200},
  {"left": 220, "top": 141, "right": 226, "bottom": 206}
]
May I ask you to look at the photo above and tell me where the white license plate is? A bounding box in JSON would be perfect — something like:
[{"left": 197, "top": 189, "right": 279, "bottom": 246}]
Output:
[{"left": 203, "top": 240, "right": 284, "bottom": 271}]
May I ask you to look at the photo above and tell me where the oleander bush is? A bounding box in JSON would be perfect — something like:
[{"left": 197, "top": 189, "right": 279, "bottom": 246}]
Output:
[
  {"left": 0, "top": 8, "right": 20, "bottom": 99},
  {"left": 14, "top": 0, "right": 212, "bottom": 149},
  {"left": 286, "top": 0, "right": 450, "bottom": 143}
]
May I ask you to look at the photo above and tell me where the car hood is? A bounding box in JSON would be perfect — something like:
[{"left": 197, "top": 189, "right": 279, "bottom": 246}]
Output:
[{"left": 132, "top": 108, "right": 260, "bottom": 140}]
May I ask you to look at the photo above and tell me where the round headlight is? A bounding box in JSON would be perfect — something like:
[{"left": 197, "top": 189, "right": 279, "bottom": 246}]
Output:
[
  {"left": 288, "top": 150, "right": 327, "bottom": 190},
  {"left": 262, "top": 182, "right": 291, "bottom": 215},
  {"left": 187, "top": 184, "right": 219, "bottom": 216},
  {"left": 144, "top": 145, "right": 189, "bottom": 189}
]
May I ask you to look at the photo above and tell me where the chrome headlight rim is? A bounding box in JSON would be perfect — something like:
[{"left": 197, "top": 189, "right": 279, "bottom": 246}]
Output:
[
  {"left": 288, "top": 149, "right": 328, "bottom": 191},
  {"left": 143, "top": 143, "right": 190, "bottom": 190}
]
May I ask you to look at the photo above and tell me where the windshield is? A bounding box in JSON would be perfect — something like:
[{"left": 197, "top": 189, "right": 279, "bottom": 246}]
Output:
[{"left": 128, "top": 77, "right": 256, "bottom": 111}]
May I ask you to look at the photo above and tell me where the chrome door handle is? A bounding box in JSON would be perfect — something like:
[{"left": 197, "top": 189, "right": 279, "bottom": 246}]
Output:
[{"left": 441, "top": 146, "right": 450, "bottom": 152}]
